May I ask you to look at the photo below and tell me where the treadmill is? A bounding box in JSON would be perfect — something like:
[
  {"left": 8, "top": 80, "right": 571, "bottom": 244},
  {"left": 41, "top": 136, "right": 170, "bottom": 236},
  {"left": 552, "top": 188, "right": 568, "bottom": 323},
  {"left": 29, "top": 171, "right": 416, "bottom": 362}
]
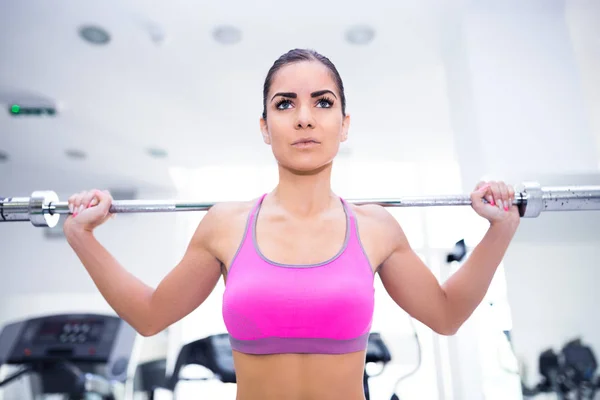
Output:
[{"left": 0, "top": 313, "right": 136, "bottom": 400}]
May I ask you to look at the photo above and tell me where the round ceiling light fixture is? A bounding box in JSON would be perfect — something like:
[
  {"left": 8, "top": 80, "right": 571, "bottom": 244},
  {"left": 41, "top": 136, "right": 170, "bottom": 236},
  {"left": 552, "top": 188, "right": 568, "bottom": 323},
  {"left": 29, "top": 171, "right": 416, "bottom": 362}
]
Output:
[
  {"left": 147, "top": 147, "right": 168, "bottom": 158},
  {"left": 212, "top": 25, "right": 242, "bottom": 45},
  {"left": 65, "top": 149, "right": 87, "bottom": 160},
  {"left": 345, "top": 25, "right": 375, "bottom": 45},
  {"left": 79, "top": 25, "right": 111, "bottom": 45},
  {"left": 145, "top": 21, "right": 166, "bottom": 44}
]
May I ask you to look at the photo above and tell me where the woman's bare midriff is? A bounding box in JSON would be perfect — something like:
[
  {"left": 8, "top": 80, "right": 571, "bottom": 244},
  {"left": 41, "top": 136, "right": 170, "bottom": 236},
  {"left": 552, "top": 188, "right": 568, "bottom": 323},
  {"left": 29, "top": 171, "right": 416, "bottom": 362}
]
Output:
[{"left": 232, "top": 350, "right": 368, "bottom": 400}]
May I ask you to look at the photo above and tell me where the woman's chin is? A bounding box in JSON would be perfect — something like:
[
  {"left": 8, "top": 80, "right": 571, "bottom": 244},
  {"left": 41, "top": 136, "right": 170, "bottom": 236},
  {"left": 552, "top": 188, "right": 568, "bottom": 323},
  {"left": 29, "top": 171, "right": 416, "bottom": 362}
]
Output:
[{"left": 275, "top": 157, "right": 328, "bottom": 174}]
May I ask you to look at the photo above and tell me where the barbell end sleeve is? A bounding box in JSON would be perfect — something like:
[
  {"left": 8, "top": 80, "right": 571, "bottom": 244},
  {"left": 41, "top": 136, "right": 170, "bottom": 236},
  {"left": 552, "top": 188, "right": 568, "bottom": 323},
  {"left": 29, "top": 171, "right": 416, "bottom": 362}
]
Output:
[
  {"left": 29, "top": 191, "right": 60, "bottom": 228},
  {"left": 516, "top": 181, "right": 543, "bottom": 218}
]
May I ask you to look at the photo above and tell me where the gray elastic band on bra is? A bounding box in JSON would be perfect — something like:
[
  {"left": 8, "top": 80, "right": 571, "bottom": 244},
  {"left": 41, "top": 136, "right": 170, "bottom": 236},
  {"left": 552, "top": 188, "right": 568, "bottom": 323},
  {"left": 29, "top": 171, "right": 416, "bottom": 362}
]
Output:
[{"left": 229, "top": 333, "right": 369, "bottom": 355}]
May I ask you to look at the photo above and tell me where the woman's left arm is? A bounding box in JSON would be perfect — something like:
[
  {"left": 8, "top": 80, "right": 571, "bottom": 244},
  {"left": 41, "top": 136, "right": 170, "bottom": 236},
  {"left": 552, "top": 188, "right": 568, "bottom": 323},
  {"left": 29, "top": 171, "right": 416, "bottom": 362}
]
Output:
[{"left": 377, "top": 181, "right": 520, "bottom": 335}]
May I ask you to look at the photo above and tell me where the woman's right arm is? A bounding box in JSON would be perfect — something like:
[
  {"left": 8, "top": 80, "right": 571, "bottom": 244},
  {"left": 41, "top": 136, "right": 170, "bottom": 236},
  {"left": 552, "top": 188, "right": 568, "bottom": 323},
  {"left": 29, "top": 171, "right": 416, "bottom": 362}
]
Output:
[{"left": 64, "top": 189, "right": 225, "bottom": 336}]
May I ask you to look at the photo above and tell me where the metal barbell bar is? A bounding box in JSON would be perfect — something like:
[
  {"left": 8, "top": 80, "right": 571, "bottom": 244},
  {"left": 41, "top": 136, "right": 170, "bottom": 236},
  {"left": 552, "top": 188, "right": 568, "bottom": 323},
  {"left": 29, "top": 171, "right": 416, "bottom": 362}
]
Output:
[{"left": 1, "top": 182, "right": 599, "bottom": 229}]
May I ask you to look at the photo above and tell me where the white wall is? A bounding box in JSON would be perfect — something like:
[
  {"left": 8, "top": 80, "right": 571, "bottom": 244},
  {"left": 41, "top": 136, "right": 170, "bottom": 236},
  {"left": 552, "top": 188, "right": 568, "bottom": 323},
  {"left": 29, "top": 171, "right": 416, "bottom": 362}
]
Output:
[{"left": 566, "top": 0, "right": 600, "bottom": 159}]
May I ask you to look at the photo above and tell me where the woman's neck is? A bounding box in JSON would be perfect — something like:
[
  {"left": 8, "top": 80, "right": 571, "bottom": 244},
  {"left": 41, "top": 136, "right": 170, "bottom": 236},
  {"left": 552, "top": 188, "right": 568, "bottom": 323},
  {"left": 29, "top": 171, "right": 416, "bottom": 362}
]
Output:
[{"left": 270, "top": 162, "right": 337, "bottom": 217}]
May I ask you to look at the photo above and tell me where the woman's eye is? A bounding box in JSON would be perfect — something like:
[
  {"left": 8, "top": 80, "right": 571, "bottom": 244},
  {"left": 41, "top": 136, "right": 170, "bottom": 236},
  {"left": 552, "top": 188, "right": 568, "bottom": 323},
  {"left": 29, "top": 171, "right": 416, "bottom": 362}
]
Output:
[
  {"left": 276, "top": 100, "right": 292, "bottom": 109},
  {"left": 316, "top": 99, "right": 333, "bottom": 108}
]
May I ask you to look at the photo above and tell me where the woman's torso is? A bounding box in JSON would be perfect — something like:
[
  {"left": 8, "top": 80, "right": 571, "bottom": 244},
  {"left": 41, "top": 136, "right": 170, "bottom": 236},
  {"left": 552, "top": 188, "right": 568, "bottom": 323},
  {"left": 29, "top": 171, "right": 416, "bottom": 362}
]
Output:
[{"left": 209, "top": 194, "right": 393, "bottom": 400}]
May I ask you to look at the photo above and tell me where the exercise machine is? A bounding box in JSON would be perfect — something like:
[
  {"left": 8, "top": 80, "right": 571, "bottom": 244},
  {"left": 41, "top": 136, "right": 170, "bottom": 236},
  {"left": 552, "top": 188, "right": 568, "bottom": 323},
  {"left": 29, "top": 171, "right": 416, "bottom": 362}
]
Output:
[
  {"left": 0, "top": 313, "right": 136, "bottom": 400},
  {"left": 132, "top": 359, "right": 167, "bottom": 400},
  {"left": 522, "top": 338, "right": 600, "bottom": 400},
  {"left": 364, "top": 332, "right": 393, "bottom": 400}
]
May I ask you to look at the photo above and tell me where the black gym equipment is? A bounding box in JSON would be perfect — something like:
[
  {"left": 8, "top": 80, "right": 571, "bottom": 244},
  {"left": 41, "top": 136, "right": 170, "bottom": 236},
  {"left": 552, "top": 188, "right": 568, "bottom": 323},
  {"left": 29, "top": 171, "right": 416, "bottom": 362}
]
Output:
[
  {"left": 0, "top": 313, "right": 136, "bottom": 400},
  {"left": 446, "top": 238, "right": 467, "bottom": 263},
  {"left": 365, "top": 332, "right": 394, "bottom": 400},
  {"left": 133, "top": 359, "right": 167, "bottom": 400},
  {"left": 521, "top": 338, "right": 600, "bottom": 400},
  {"left": 167, "top": 333, "right": 236, "bottom": 390}
]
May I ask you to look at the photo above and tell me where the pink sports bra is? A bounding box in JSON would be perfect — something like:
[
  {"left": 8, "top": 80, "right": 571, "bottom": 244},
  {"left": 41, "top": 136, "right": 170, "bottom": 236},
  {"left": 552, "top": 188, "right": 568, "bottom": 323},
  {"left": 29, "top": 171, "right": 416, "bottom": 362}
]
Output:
[{"left": 222, "top": 194, "right": 375, "bottom": 355}]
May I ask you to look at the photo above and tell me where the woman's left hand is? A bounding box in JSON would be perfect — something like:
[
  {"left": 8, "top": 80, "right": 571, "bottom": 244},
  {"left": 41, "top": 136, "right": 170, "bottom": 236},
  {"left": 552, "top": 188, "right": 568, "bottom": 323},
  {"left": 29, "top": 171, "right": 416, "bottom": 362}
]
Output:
[{"left": 470, "top": 181, "right": 521, "bottom": 225}]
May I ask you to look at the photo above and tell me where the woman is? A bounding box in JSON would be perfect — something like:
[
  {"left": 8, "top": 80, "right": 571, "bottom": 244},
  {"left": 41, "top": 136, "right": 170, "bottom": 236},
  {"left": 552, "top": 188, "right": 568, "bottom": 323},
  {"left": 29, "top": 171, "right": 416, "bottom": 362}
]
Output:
[{"left": 64, "top": 48, "right": 520, "bottom": 400}]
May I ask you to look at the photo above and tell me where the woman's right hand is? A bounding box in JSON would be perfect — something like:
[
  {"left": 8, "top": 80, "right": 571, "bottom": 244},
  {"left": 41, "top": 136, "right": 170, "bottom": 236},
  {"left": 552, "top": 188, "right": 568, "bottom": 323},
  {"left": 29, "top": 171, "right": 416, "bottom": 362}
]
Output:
[{"left": 63, "top": 189, "right": 114, "bottom": 234}]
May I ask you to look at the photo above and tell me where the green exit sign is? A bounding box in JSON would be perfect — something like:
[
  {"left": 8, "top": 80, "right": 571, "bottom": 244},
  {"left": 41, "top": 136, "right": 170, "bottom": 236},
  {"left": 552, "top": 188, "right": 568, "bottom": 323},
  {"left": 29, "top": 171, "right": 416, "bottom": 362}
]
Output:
[{"left": 9, "top": 104, "right": 56, "bottom": 116}]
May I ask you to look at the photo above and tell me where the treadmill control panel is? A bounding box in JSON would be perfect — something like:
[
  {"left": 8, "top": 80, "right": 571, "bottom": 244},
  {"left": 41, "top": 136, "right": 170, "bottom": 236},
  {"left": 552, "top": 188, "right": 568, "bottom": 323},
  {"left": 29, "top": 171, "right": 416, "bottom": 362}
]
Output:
[
  {"left": 0, "top": 313, "right": 137, "bottom": 383},
  {"left": 7, "top": 314, "right": 119, "bottom": 364},
  {"left": 35, "top": 318, "right": 105, "bottom": 345}
]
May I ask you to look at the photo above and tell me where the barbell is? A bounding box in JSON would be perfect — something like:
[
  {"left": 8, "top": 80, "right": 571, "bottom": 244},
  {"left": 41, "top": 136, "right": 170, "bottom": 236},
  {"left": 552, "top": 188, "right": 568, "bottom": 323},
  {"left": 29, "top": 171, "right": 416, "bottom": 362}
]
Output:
[{"left": 1, "top": 182, "right": 599, "bottom": 229}]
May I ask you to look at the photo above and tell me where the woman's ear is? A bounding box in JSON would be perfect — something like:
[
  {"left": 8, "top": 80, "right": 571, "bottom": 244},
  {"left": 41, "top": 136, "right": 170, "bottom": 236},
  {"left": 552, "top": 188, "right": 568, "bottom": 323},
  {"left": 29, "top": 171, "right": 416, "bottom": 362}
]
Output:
[
  {"left": 340, "top": 114, "right": 350, "bottom": 142},
  {"left": 260, "top": 117, "right": 271, "bottom": 145}
]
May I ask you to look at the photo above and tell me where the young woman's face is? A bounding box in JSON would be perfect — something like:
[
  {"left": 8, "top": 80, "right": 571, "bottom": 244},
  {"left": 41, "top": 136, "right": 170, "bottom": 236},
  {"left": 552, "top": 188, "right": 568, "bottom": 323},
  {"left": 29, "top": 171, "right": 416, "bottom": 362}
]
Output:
[{"left": 260, "top": 61, "right": 350, "bottom": 173}]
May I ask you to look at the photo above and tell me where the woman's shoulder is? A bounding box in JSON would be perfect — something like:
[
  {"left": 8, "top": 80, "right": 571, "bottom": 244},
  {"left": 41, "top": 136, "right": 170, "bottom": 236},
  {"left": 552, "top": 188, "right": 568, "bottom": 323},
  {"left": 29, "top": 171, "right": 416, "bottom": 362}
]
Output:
[
  {"left": 347, "top": 201, "right": 392, "bottom": 223},
  {"left": 206, "top": 197, "right": 259, "bottom": 220},
  {"left": 345, "top": 201, "right": 407, "bottom": 266},
  {"left": 203, "top": 196, "right": 262, "bottom": 228},
  {"left": 194, "top": 196, "right": 262, "bottom": 247},
  {"left": 346, "top": 201, "right": 403, "bottom": 236}
]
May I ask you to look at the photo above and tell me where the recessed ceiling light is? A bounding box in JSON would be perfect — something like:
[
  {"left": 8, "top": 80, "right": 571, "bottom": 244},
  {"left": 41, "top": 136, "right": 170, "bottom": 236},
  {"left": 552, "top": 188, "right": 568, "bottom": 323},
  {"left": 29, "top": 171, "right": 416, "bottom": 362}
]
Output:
[
  {"left": 144, "top": 21, "right": 166, "bottom": 44},
  {"left": 65, "top": 149, "right": 86, "bottom": 160},
  {"left": 79, "top": 25, "right": 111, "bottom": 45},
  {"left": 0, "top": 150, "right": 8, "bottom": 162},
  {"left": 212, "top": 25, "right": 242, "bottom": 45},
  {"left": 345, "top": 25, "right": 375, "bottom": 45},
  {"left": 147, "top": 147, "right": 168, "bottom": 158}
]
